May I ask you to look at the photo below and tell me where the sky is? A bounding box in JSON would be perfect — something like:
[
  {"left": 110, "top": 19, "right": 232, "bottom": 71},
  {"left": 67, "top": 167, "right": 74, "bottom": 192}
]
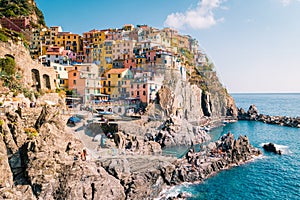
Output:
[{"left": 35, "top": 0, "right": 300, "bottom": 93}]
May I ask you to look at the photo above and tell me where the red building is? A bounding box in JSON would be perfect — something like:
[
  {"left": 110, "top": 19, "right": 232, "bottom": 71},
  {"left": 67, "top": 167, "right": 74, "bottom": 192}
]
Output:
[{"left": 0, "top": 17, "right": 31, "bottom": 32}]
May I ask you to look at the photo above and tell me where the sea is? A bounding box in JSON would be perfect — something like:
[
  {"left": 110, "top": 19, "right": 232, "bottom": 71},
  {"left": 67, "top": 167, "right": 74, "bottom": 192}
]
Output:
[{"left": 164, "top": 93, "right": 300, "bottom": 200}]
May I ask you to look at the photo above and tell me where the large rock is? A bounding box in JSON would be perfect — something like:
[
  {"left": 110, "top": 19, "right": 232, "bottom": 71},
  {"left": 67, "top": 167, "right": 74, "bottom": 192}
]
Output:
[
  {"left": 263, "top": 143, "right": 282, "bottom": 155},
  {"left": 99, "top": 156, "right": 176, "bottom": 200}
]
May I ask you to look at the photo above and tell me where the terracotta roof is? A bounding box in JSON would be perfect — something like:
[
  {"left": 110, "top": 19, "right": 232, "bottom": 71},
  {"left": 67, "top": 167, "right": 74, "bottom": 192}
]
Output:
[{"left": 106, "top": 68, "right": 128, "bottom": 74}]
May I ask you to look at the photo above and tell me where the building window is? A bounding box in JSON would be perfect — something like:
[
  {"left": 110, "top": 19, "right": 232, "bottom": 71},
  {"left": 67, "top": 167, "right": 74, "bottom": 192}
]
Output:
[
  {"left": 73, "top": 72, "right": 76, "bottom": 76},
  {"left": 118, "top": 74, "right": 121, "bottom": 78},
  {"left": 143, "top": 84, "right": 146, "bottom": 88},
  {"left": 137, "top": 84, "right": 139, "bottom": 89},
  {"left": 103, "top": 81, "right": 106, "bottom": 86},
  {"left": 104, "top": 88, "right": 106, "bottom": 93},
  {"left": 108, "top": 88, "right": 111, "bottom": 92},
  {"left": 143, "top": 91, "right": 146, "bottom": 96},
  {"left": 137, "top": 91, "right": 140, "bottom": 96},
  {"left": 73, "top": 80, "right": 76, "bottom": 85},
  {"left": 131, "top": 84, "right": 133, "bottom": 89},
  {"left": 87, "top": 89, "right": 90, "bottom": 93},
  {"left": 108, "top": 81, "right": 111, "bottom": 86},
  {"left": 75, "top": 66, "right": 77, "bottom": 70},
  {"left": 108, "top": 74, "right": 111, "bottom": 78},
  {"left": 131, "top": 91, "right": 134, "bottom": 96},
  {"left": 97, "top": 89, "right": 100, "bottom": 93}
]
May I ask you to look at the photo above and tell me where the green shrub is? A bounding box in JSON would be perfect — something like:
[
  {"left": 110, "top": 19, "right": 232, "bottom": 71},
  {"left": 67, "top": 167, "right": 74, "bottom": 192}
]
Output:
[
  {"left": 0, "top": 32, "right": 8, "bottom": 42},
  {"left": 0, "top": 56, "right": 16, "bottom": 76},
  {"left": 24, "top": 127, "right": 39, "bottom": 139}
]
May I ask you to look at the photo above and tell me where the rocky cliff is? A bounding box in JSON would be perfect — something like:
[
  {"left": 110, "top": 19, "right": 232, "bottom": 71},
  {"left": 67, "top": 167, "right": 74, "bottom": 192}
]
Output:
[
  {"left": 128, "top": 63, "right": 238, "bottom": 147},
  {"left": 147, "top": 66, "right": 237, "bottom": 122},
  {"left": 0, "top": 106, "right": 126, "bottom": 200}
]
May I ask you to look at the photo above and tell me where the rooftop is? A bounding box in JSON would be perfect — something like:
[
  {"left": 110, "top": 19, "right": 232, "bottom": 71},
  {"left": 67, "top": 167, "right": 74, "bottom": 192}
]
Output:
[{"left": 106, "top": 68, "right": 128, "bottom": 74}]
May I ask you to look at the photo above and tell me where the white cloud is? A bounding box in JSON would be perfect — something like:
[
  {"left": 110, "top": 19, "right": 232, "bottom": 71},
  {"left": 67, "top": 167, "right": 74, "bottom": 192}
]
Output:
[
  {"left": 164, "top": 0, "right": 226, "bottom": 30},
  {"left": 280, "top": 0, "right": 300, "bottom": 6},
  {"left": 281, "top": 0, "right": 291, "bottom": 6}
]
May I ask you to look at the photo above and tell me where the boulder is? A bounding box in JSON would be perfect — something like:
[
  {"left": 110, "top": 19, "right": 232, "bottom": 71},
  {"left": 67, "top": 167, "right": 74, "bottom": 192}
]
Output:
[{"left": 263, "top": 143, "right": 282, "bottom": 155}]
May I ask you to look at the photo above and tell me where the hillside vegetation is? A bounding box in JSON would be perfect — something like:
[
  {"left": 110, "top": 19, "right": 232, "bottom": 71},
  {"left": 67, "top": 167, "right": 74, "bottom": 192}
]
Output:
[{"left": 0, "top": 0, "right": 45, "bottom": 26}]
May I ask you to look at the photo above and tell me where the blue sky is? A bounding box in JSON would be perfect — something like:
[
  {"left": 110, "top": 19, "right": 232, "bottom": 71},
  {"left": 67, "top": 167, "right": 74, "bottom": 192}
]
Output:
[{"left": 35, "top": 0, "right": 300, "bottom": 93}]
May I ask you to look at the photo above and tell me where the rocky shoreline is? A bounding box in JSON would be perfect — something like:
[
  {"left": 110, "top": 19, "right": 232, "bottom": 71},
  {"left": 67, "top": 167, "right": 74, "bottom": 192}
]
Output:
[
  {"left": 238, "top": 105, "right": 300, "bottom": 128},
  {"left": 0, "top": 105, "right": 262, "bottom": 200},
  {"left": 96, "top": 132, "right": 261, "bottom": 200}
]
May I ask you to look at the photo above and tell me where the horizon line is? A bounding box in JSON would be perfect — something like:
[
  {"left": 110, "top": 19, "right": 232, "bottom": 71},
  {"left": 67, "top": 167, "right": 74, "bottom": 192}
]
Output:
[{"left": 230, "top": 92, "right": 300, "bottom": 94}]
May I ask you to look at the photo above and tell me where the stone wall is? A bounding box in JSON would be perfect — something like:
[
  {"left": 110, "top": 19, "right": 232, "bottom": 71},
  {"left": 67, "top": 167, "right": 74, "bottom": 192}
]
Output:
[{"left": 0, "top": 41, "right": 57, "bottom": 91}]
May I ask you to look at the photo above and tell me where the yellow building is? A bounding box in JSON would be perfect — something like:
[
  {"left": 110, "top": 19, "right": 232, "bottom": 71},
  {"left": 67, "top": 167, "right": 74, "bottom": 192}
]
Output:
[
  {"left": 101, "top": 68, "right": 133, "bottom": 99},
  {"left": 100, "top": 40, "right": 114, "bottom": 71},
  {"left": 55, "top": 32, "right": 82, "bottom": 53},
  {"left": 30, "top": 26, "right": 62, "bottom": 58},
  {"left": 83, "top": 29, "right": 107, "bottom": 64}
]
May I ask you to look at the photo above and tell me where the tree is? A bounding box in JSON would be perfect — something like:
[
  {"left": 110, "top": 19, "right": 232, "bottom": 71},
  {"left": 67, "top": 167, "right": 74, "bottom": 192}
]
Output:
[{"left": 0, "top": 56, "right": 16, "bottom": 76}]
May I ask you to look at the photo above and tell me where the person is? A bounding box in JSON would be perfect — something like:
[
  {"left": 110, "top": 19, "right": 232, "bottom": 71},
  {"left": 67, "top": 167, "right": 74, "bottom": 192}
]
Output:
[
  {"left": 81, "top": 149, "right": 87, "bottom": 161},
  {"left": 65, "top": 142, "right": 72, "bottom": 153}
]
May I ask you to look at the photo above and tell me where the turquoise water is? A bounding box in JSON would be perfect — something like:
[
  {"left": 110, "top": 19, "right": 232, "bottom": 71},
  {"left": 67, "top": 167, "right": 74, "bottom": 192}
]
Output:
[
  {"left": 170, "top": 93, "right": 300, "bottom": 200},
  {"left": 232, "top": 93, "right": 300, "bottom": 117}
]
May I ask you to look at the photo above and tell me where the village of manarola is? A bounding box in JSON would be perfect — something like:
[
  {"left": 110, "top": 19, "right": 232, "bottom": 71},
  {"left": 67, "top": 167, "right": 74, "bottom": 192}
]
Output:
[{"left": 0, "top": 0, "right": 299, "bottom": 199}]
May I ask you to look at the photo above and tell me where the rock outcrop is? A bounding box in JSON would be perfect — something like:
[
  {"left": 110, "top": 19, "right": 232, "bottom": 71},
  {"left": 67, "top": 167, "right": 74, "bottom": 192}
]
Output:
[
  {"left": 238, "top": 105, "right": 300, "bottom": 128},
  {"left": 0, "top": 106, "right": 125, "bottom": 200},
  {"left": 263, "top": 143, "right": 282, "bottom": 155},
  {"left": 169, "top": 133, "right": 261, "bottom": 184},
  {"left": 98, "top": 133, "right": 261, "bottom": 199},
  {"left": 139, "top": 63, "right": 237, "bottom": 147}
]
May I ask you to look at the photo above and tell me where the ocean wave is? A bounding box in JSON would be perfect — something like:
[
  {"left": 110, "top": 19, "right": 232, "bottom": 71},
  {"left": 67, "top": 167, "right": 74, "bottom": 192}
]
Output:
[{"left": 154, "top": 184, "right": 192, "bottom": 200}]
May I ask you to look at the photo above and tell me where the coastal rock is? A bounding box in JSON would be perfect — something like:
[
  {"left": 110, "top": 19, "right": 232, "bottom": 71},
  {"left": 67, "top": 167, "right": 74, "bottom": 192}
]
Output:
[
  {"left": 110, "top": 131, "right": 162, "bottom": 155},
  {"left": 0, "top": 106, "right": 125, "bottom": 200},
  {"left": 169, "top": 133, "right": 261, "bottom": 185},
  {"left": 99, "top": 156, "right": 177, "bottom": 200},
  {"left": 263, "top": 143, "right": 282, "bottom": 155},
  {"left": 238, "top": 105, "right": 300, "bottom": 128}
]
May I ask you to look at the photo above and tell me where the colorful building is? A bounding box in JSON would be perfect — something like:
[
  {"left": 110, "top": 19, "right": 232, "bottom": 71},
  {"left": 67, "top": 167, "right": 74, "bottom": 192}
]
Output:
[
  {"left": 112, "top": 39, "right": 136, "bottom": 60},
  {"left": 55, "top": 32, "right": 82, "bottom": 53},
  {"left": 44, "top": 46, "right": 75, "bottom": 66},
  {"left": 130, "top": 72, "right": 164, "bottom": 104},
  {"left": 101, "top": 68, "right": 133, "bottom": 99},
  {"left": 50, "top": 63, "right": 72, "bottom": 89},
  {"left": 67, "top": 63, "right": 102, "bottom": 103},
  {"left": 30, "top": 26, "right": 63, "bottom": 58}
]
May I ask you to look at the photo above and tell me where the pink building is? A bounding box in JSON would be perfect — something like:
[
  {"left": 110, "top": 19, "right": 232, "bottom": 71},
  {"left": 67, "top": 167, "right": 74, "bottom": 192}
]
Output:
[
  {"left": 124, "top": 58, "right": 136, "bottom": 69},
  {"left": 45, "top": 46, "right": 76, "bottom": 65},
  {"left": 130, "top": 72, "right": 164, "bottom": 104}
]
